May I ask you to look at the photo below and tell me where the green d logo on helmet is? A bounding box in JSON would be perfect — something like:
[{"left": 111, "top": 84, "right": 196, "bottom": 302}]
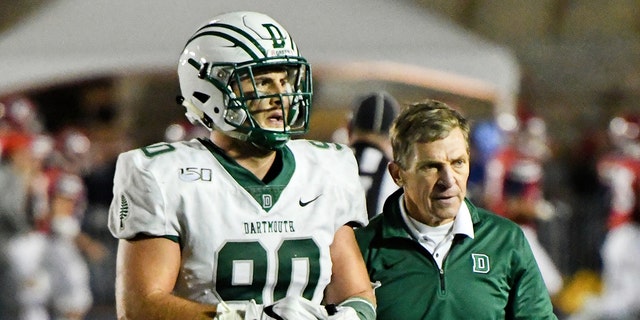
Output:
[{"left": 177, "top": 11, "right": 312, "bottom": 150}]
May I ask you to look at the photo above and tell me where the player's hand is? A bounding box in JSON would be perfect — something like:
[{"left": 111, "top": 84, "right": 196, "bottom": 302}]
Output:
[
  {"left": 214, "top": 300, "right": 263, "bottom": 320},
  {"left": 263, "top": 296, "right": 329, "bottom": 320},
  {"left": 326, "top": 297, "right": 376, "bottom": 320},
  {"left": 327, "top": 306, "right": 360, "bottom": 320}
]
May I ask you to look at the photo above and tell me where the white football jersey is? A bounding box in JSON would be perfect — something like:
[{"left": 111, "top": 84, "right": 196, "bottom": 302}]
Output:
[{"left": 108, "top": 138, "right": 367, "bottom": 306}]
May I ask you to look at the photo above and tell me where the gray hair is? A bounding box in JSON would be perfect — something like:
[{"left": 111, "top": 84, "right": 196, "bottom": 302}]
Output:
[{"left": 390, "top": 99, "right": 470, "bottom": 169}]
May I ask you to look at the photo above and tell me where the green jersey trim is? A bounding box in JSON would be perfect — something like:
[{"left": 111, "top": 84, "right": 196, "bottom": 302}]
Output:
[
  {"left": 199, "top": 138, "right": 295, "bottom": 211},
  {"left": 162, "top": 235, "right": 180, "bottom": 243}
]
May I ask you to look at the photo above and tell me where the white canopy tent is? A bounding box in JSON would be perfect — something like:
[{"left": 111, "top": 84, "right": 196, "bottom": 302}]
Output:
[{"left": 0, "top": 0, "right": 520, "bottom": 114}]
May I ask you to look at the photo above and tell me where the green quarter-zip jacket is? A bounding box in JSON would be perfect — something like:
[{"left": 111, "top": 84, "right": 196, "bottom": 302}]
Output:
[{"left": 355, "top": 189, "right": 557, "bottom": 320}]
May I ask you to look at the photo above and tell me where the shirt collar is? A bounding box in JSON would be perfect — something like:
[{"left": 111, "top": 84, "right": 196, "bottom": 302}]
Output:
[{"left": 398, "top": 194, "right": 475, "bottom": 240}]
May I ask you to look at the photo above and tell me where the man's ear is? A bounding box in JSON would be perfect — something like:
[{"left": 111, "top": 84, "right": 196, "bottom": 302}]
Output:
[{"left": 388, "top": 161, "right": 403, "bottom": 186}]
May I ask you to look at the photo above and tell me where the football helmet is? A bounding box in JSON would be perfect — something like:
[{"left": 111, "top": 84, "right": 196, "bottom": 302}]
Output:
[
  {"left": 0, "top": 95, "right": 44, "bottom": 133},
  {"left": 177, "top": 11, "right": 312, "bottom": 150},
  {"left": 608, "top": 113, "right": 640, "bottom": 157},
  {"left": 53, "top": 127, "right": 92, "bottom": 173}
]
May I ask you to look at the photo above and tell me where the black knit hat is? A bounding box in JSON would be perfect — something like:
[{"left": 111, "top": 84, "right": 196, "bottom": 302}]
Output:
[{"left": 350, "top": 92, "right": 400, "bottom": 134}]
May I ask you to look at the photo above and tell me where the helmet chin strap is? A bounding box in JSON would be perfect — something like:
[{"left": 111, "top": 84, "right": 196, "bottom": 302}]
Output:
[
  {"left": 224, "top": 109, "right": 290, "bottom": 150},
  {"left": 223, "top": 129, "right": 250, "bottom": 142},
  {"left": 213, "top": 128, "right": 287, "bottom": 151},
  {"left": 247, "top": 128, "right": 289, "bottom": 150}
]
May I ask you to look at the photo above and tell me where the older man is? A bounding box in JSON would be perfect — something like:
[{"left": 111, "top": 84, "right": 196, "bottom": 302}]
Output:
[{"left": 355, "top": 99, "right": 556, "bottom": 319}]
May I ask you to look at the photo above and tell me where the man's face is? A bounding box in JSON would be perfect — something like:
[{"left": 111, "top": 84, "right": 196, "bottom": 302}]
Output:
[
  {"left": 232, "top": 67, "right": 293, "bottom": 131},
  {"left": 391, "top": 127, "right": 470, "bottom": 226}
]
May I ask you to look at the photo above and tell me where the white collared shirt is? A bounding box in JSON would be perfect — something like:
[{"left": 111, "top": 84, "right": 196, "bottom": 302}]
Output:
[{"left": 399, "top": 194, "right": 475, "bottom": 269}]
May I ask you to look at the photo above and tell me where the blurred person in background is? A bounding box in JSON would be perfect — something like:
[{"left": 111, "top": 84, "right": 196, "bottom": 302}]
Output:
[
  {"left": 45, "top": 126, "right": 111, "bottom": 318},
  {"left": 0, "top": 131, "right": 53, "bottom": 241},
  {"left": 3, "top": 218, "right": 50, "bottom": 320},
  {"left": 49, "top": 127, "right": 94, "bottom": 176},
  {"left": 596, "top": 114, "right": 640, "bottom": 230},
  {"left": 38, "top": 171, "right": 93, "bottom": 320},
  {"left": 348, "top": 92, "right": 400, "bottom": 219},
  {"left": 0, "top": 95, "right": 50, "bottom": 238},
  {"left": 0, "top": 131, "right": 54, "bottom": 320},
  {"left": 0, "top": 132, "right": 47, "bottom": 242},
  {"left": 5, "top": 169, "right": 94, "bottom": 320},
  {"left": 483, "top": 113, "right": 564, "bottom": 298},
  {"left": 564, "top": 113, "right": 640, "bottom": 319},
  {"left": 0, "top": 95, "right": 98, "bottom": 319},
  {"left": 0, "top": 95, "right": 45, "bottom": 137},
  {"left": 568, "top": 156, "right": 640, "bottom": 319},
  {"left": 0, "top": 95, "right": 49, "bottom": 319},
  {"left": 467, "top": 118, "right": 506, "bottom": 206},
  {"left": 47, "top": 127, "right": 108, "bottom": 263}
]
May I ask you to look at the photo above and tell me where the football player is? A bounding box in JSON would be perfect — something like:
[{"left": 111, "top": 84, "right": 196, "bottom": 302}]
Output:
[
  {"left": 108, "top": 11, "right": 375, "bottom": 320},
  {"left": 482, "top": 115, "right": 563, "bottom": 296},
  {"left": 597, "top": 114, "right": 640, "bottom": 229},
  {"left": 566, "top": 114, "right": 640, "bottom": 319}
]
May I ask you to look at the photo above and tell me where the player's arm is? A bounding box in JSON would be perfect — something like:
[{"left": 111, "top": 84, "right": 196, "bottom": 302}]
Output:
[
  {"left": 324, "top": 225, "right": 376, "bottom": 319},
  {"left": 115, "top": 236, "right": 218, "bottom": 320}
]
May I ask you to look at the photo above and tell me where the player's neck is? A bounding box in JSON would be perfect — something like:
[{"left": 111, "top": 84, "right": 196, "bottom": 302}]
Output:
[{"left": 210, "top": 131, "right": 277, "bottom": 180}]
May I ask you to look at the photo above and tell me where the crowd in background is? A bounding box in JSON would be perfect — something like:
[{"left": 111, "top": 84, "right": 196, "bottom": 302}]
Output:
[
  {"left": 442, "top": 101, "right": 640, "bottom": 319},
  {"left": 1, "top": 86, "right": 640, "bottom": 319},
  {"left": 0, "top": 93, "right": 126, "bottom": 319}
]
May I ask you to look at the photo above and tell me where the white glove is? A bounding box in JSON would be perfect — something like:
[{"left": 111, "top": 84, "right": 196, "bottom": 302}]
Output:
[
  {"left": 327, "top": 297, "right": 376, "bottom": 320},
  {"left": 327, "top": 306, "right": 360, "bottom": 320},
  {"left": 263, "top": 296, "right": 329, "bottom": 320},
  {"left": 214, "top": 300, "right": 263, "bottom": 320}
]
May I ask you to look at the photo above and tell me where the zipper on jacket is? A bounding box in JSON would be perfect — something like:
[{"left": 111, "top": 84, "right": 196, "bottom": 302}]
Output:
[{"left": 439, "top": 268, "right": 445, "bottom": 293}]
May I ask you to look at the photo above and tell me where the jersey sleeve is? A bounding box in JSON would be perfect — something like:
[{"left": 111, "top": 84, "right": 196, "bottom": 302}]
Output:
[
  {"left": 108, "top": 149, "right": 179, "bottom": 240},
  {"left": 332, "top": 143, "right": 369, "bottom": 229}
]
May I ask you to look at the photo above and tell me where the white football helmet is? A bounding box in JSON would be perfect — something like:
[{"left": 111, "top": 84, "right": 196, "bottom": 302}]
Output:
[{"left": 177, "top": 11, "right": 312, "bottom": 150}]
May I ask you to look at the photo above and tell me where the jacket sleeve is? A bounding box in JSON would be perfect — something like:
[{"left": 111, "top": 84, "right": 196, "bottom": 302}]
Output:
[{"left": 508, "top": 229, "right": 558, "bottom": 319}]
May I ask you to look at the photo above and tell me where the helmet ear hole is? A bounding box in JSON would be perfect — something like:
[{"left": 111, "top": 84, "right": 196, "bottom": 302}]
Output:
[
  {"left": 202, "top": 114, "right": 214, "bottom": 128},
  {"left": 193, "top": 92, "right": 210, "bottom": 103}
]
